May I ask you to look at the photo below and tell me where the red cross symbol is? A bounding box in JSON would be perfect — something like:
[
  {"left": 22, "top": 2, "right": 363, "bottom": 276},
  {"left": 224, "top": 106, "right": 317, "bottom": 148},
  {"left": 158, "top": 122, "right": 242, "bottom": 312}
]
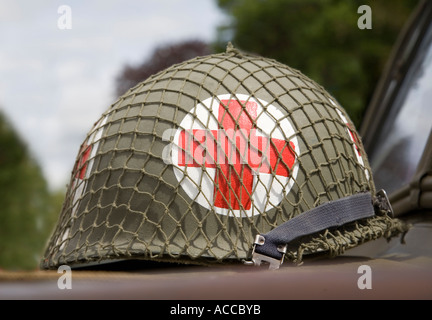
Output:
[
  {"left": 178, "top": 99, "right": 295, "bottom": 211},
  {"left": 346, "top": 123, "right": 361, "bottom": 156},
  {"left": 74, "top": 144, "right": 92, "bottom": 180}
]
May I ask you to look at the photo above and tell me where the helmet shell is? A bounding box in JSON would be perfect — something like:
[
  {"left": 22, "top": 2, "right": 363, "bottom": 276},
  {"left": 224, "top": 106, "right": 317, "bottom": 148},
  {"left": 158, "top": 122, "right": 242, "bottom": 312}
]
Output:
[{"left": 41, "top": 47, "right": 402, "bottom": 269}]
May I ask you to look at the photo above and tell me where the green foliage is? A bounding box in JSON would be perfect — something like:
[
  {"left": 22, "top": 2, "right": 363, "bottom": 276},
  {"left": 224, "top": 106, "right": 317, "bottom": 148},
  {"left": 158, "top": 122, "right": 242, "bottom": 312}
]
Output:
[
  {"left": 0, "top": 111, "right": 63, "bottom": 270},
  {"left": 115, "top": 40, "right": 213, "bottom": 97},
  {"left": 214, "top": 0, "right": 418, "bottom": 126}
]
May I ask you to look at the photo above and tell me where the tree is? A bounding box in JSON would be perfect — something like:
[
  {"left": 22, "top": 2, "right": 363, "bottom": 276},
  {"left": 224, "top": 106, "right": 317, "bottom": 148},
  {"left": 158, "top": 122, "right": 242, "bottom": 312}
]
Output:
[
  {"left": 0, "top": 110, "right": 60, "bottom": 270},
  {"left": 115, "top": 40, "right": 213, "bottom": 97},
  {"left": 215, "top": 0, "right": 418, "bottom": 126}
]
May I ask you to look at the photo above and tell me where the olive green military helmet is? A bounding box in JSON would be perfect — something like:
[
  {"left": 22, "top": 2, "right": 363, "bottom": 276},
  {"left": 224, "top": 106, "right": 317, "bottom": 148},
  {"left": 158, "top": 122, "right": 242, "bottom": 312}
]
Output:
[{"left": 41, "top": 45, "right": 406, "bottom": 269}]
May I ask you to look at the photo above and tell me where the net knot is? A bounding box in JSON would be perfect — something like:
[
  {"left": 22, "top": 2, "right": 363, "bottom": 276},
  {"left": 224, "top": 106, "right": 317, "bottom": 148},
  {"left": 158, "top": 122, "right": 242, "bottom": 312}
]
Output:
[{"left": 226, "top": 42, "right": 242, "bottom": 56}]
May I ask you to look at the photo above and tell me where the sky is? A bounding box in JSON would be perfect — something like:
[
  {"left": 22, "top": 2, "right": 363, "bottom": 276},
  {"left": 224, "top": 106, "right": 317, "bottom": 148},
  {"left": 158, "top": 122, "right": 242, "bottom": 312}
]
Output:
[{"left": 0, "top": 0, "right": 226, "bottom": 190}]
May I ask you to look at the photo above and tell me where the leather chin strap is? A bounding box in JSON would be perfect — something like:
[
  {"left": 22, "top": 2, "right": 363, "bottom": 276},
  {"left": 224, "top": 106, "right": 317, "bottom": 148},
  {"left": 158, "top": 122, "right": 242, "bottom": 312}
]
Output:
[{"left": 244, "top": 190, "right": 393, "bottom": 270}]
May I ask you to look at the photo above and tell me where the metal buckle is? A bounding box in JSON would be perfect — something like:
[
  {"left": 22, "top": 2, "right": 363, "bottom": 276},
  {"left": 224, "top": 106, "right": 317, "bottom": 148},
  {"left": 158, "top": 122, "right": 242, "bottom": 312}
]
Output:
[{"left": 243, "top": 235, "right": 287, "bottom": 270}]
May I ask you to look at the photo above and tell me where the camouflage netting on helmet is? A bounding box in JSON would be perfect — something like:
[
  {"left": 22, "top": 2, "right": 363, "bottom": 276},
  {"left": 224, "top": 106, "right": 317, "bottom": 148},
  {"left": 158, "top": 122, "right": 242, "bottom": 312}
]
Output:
[{"left": 41, "top": 45, "right": 407, "bottom": 269}]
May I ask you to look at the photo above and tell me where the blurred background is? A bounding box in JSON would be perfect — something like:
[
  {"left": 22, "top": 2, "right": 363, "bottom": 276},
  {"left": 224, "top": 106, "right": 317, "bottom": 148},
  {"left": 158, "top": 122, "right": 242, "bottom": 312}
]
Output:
[{"left": 0, "top": 0, "right": 418, "bottom": 270}]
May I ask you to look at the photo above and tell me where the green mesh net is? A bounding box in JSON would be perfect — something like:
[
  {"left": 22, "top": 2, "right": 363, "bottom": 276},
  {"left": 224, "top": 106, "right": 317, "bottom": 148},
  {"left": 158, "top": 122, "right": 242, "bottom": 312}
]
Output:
[{"left": 41, "top": 46, "right": 406, "bottom": 269}]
